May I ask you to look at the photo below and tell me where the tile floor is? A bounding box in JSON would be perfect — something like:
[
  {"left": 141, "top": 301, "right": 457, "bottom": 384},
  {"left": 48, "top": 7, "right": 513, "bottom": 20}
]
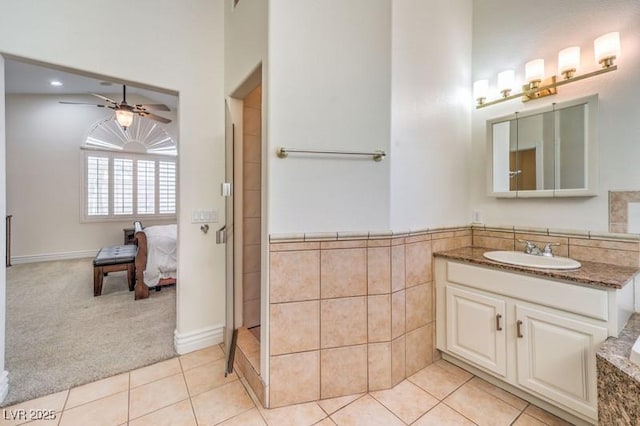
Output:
[{"left": 1, "top": 345, "right": 574, "bottom": 426}]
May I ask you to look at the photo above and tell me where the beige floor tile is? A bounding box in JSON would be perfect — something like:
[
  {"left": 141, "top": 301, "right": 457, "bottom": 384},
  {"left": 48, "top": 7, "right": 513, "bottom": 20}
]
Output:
[
  {"left": 523, "top": 405, "right": 573, "bottom": 426},
  {"left": 65, "top": 372, "right": 129, "bottom": 409},
  {"left": 467, "top": 377, "right": 527, "bottom": 411},
  {"left": 316, "top": 393, "right": 364, "bottom": 416},
  {"left": 191, "top": 380, "right": 254, "bottom": 425},
  {"left": 2, "top": 390, "right": 68, "bottom": 426},
  {"left": 179, "top": 345, "right": 225, "bottom": 371},
  {"left": 314, "top": 418, "right": 337, "bottom": 426},
  {"left": 444, "top": 382, "right": 521, "bottom": 425},
  {"left": 370, "top": 380, "right": 438, "bottom": 424},
  {"left": 260, "top": 401, "right": 326, "bottom": 426},
  {"left": 128, "top": 399, "right": 196, "bottom": 426},
  {"left": 58, "top": 391, "right": 128, "bottom": 426},
  {"left": 240, "top": 377, "right": 263, "bottom": 410},
  {"left": 330, "top": 394, "right": 404, "bottom": 426},
  {"left": 408, "top": 361, "right": 471, "bottom": 400},
  {"left": 412, "top": 403, "right": 475, "bottom": 425},
  {"left": 434, "top": 360, "right": 474, "bottom": 381},
  {"left": 512, "top": 413, "right": 546, "bottom": 426},
  {"left": 183, "top": 357, "right": 237, "bottom": 396},
  {"left": 129, "top": 373, "right": 189, "bottom": 420},
  {"left": 130, "top": 358, "right": 182, "bottom": 388},
  {"left": 218, "top": 408, "right": 266, "bottom": 425}
]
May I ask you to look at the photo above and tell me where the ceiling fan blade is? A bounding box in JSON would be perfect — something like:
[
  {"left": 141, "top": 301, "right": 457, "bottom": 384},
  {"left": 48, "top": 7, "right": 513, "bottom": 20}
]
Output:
[
  {"left": 59, "top": 101, "right": 107, "bottom": 107},
  {"left": 88, "top": 93, "right": 118, "bottom": 104},
  {"left": 136, "top": 103, "right": 171, "bottom": 112},
  {"left": 138, "top": 112, "right": 172, "bottom": 124}
]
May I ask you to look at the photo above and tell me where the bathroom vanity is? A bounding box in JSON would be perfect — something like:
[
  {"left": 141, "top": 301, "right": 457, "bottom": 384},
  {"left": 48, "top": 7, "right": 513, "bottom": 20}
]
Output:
[{"left": 434, "top": 247, "right": 638, "bottom": 425}]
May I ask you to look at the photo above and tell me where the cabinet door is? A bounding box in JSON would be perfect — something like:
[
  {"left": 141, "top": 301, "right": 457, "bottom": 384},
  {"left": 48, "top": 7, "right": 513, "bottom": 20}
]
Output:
[
  {"left": 515, "top": 304, "right": 607, "bottom": 420},
  {"left": 446, "top": 286, "right": 507, "bottom": 376}
]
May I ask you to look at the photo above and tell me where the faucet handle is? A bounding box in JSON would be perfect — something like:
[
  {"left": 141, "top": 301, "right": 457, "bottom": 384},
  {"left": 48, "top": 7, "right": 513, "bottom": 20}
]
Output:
[
  {"left": 542, "top": 242, "right": 561, "bottom": 257},
  {"left": 517, "top": 239, "right": 537, "bottom": 254}
]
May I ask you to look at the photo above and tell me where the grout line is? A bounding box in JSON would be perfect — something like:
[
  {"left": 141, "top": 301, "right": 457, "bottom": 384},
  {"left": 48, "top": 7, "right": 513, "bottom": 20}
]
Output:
[
  {"left": 440, "top": 400, "right": 479, "bottom": 425},
  {"left": 126, "top": 372, "right": 131, "bottom": 424},
  {"left": 509, "top": 405, "right": 529, "bottom": 426}
]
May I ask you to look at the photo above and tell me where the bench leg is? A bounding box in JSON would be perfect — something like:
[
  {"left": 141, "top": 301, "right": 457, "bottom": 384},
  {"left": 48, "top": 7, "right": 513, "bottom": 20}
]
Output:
[
  {"left": 127, "top": 263, "right": 135, "bottom": 291},
  {"left": 94, "top": 266, "right": 104, "bottom": 296}
]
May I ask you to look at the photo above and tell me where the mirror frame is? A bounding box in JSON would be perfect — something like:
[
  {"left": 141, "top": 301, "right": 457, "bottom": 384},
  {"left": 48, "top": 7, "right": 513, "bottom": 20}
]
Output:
[{"left": 486, "top": 94, "right": 598, "bottom": 198}]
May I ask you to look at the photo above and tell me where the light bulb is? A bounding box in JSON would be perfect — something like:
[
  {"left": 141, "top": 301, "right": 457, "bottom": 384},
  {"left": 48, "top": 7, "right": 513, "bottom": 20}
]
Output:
[
  {"left": 473, "top": 80, "right": 488, "bottom": 105},
  {"left": 525, "top": 59, "right": 545, "bottom": 89},
  {"left": 594, "top": 32, "right": 620, "bottom": 68},
  {"left": 497, "top": 70, "right": 515, "bottom": 97},
  {"left": 115, "top": 109, "right": 134, "bottom": 129},
  {"left": 558, "top": 46, "right": 580, "bottom": 79}
]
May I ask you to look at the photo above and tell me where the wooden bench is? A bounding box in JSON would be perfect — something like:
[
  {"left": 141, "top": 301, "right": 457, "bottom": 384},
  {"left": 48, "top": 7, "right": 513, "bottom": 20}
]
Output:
[{"left": 93, "top": 245, "right": 138, "bottom": 296}]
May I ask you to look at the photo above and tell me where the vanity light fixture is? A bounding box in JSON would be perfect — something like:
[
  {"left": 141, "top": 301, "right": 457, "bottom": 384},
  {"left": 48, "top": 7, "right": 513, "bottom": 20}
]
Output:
[{"left": 473, "top": 31, "right": 620, "bottom": 109}]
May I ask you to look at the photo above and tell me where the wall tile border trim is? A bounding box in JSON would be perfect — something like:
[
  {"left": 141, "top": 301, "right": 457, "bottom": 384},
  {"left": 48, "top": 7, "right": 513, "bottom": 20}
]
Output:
[{"left": 271, "top": 224, "right": 640, "bottom": 244}]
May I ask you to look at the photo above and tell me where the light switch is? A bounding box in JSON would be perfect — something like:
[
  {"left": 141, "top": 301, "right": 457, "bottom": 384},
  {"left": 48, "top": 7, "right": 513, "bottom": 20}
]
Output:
[{"left": 191, "top": 209, "right": 219, "bottom": 224}]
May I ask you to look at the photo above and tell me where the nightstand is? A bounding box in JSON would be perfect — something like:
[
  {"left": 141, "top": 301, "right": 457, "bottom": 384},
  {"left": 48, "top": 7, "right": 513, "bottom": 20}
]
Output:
[{"left": 123, "top": 228, "right": 136, "bottom": 245}]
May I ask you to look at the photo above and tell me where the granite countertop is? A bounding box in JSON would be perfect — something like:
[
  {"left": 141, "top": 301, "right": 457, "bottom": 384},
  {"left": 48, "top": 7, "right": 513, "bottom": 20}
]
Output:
[
  {"left": 597, "top": 313, "right": 640, "bottom": 383},
  {"left": 434, "top": 246, "right": 639, "bottom": 290}
]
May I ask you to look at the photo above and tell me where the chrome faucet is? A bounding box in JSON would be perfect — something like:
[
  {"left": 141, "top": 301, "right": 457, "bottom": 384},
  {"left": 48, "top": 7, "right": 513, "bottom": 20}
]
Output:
[
  {"left": 518, "top": 239, "right": 561, "bottom": 257},
  {"left": 541, "top": 242, "right": 561, "bottom": 257},
  {"left": 519, "top": 240, "right": 542, "bottom": 255}
]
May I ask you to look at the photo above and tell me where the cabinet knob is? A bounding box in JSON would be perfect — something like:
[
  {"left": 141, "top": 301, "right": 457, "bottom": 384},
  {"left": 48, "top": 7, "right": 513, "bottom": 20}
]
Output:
[
  {"left": 517, "top": 320, "right": 524, "bottom": 338},
  {"left": 496, "top": 314, "right": 503, "bottom": 331}
]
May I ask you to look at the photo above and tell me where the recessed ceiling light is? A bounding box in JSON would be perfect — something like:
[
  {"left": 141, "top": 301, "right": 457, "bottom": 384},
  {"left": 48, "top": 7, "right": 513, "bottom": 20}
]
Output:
[{"left": 50, "top": 80, "right": 63, "bottom": 87}]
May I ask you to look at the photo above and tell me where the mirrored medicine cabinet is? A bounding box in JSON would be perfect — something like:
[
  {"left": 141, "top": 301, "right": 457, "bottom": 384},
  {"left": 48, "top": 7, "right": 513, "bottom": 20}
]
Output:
[{"left": 487, "top": 94, "right": 598, "bottom": 198}]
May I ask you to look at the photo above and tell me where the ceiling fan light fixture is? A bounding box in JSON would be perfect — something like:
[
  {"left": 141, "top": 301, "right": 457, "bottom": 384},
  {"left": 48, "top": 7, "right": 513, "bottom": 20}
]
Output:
[{"left": 115, "top": 109, "right": 134, "bottom": 129}]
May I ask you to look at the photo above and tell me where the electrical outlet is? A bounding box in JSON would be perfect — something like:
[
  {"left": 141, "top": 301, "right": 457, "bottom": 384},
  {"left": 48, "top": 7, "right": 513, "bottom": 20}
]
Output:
[{"left": 472, "top": 210, "right": 483, "bottom": 224}]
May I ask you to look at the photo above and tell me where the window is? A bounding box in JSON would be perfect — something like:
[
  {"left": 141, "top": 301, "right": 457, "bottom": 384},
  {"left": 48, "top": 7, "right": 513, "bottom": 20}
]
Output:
[{"left": 83, "top": 151, "right": 177, "bottom": 220}]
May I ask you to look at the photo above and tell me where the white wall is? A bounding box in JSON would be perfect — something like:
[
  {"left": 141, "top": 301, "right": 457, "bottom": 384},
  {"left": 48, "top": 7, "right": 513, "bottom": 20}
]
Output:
[
  {"left": 5, "top": 94, "right": 176, "bottom": 260},
  {"left": 0, "top": 55, "right": 8, "bottom": 401},
  {"left": 0, "top": 0, "right": 226, "bottom": 355},
  {"left": 225, "top": 0, "right": 268, "bottom": 95},
  {"left": 268, "top": 0, "right": 392, "bottom": 234},
  {"left": 471, "top": 0, "right": 640, "bottom": 231},
  {"left": 390, "top": 0, "right": 472, "bottom": 231}
]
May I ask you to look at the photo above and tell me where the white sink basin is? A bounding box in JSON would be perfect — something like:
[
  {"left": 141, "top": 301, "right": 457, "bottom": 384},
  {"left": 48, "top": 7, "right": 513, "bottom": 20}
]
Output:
[{"left": 483, "top": 251, "right": 582, "bottom": 270}]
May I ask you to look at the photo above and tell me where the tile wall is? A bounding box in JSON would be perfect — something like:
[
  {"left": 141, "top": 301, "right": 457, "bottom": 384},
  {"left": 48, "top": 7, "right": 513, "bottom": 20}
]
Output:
[
  {"left": 609, "top": 190, "right": 640, "bottom": 234},
  {"left": 265, "top": 223, "right": 639, "bottom": 408},
  {"left": 267, "top": 228, "right": 471, "bottom": 408},
  {"left": 472, "top": 225, "right": 640, "bottom": 268},
  {"left": 243, "top": 84, "right": 262, "bottom": 327}
]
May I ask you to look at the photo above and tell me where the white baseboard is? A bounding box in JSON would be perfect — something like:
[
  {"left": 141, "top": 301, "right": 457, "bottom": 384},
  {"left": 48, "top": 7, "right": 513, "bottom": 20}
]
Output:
[
  {"left": 11, "top": 250, "right": 96, "bottom": 265},
  {"left": 174, "top": 324, "right": 224, "bottom": 355},
  {"left": 0, "top": 371, "right": 8, "bottom": 403}
]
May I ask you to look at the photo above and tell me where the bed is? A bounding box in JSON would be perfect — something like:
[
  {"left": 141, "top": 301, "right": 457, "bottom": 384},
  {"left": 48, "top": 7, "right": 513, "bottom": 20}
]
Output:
[{"left": 133, "top": 221, "right": 177, "bottom": 300}]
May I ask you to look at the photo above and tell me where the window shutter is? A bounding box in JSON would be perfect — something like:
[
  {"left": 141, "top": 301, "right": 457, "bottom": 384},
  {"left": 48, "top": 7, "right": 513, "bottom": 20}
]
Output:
[
  {"left": 137, "top": 160, "right": 155, "bottom": 214},
  {"left": 113, "top": 158, "right": 133, "bottom": 215},
  {"left": 158, "top": 161, "right": 176, "bottom": 214},
  {"left": 87, "top": 156, "right": 109, "bottom": 216}
]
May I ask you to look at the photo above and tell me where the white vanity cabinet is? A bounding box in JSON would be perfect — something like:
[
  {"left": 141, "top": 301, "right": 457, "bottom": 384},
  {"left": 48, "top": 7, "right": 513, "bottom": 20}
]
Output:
[
  {"left": 446, "top": 286, "right": 507, "bottom": 376},
  {"left": 435, "top": 258, "right": 634, "bottom": 425}
]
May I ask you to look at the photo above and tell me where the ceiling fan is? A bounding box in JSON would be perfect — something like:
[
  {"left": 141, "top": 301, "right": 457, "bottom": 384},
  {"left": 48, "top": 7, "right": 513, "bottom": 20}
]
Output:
[{"left": 59, "top": 85, "right": 172, "bottom": 129}]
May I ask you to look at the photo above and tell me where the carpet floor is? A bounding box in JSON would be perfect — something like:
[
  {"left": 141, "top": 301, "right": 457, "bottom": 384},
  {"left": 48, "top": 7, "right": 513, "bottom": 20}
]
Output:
[{"left": 3, "top": 258, "right": 177, "bottom": 406}]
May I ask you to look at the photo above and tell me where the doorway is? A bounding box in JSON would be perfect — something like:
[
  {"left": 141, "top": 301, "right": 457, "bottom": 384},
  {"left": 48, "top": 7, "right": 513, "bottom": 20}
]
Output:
[
  {"left": 1, "top": 56, "right": 180, "bottom": 406},
  {"left": 227, "top": 69, "right": 265, "bottom": 403}
]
